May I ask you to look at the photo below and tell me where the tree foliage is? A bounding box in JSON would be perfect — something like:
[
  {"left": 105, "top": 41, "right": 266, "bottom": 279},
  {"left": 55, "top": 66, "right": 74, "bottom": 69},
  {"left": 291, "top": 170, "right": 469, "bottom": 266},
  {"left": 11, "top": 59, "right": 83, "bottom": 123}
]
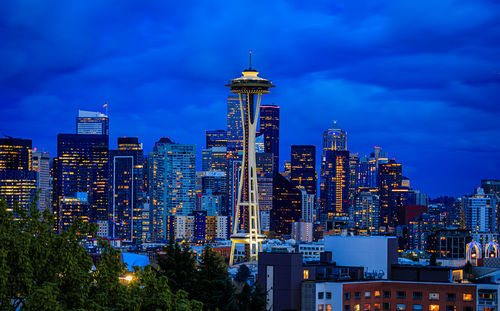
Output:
[
  {"left": 157, "top": 240, "right": 197, "bottom": 295},
  {"left": 0, "top": 197, "right": 202, "bottom": 310}
]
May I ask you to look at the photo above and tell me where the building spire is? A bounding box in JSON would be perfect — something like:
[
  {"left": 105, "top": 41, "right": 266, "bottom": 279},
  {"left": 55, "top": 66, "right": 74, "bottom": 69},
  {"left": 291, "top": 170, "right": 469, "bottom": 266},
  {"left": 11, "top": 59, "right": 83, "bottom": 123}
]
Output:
[{"left": 249, "top": 51, "right": 252, "bottom": 69}]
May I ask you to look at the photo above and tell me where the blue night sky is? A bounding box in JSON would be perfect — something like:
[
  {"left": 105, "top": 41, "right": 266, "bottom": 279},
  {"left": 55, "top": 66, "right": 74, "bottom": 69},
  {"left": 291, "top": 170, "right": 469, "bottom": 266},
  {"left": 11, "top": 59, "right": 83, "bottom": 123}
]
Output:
[{"left": 1, "top": 0, "right": 499, "bottom": 198}]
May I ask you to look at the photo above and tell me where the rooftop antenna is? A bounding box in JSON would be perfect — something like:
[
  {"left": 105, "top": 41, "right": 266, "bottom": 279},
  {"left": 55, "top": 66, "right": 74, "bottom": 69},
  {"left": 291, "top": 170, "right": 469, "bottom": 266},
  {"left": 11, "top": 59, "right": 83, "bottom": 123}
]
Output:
[{"left": 249, "top": 51, "right": 252, "bottom": 69}]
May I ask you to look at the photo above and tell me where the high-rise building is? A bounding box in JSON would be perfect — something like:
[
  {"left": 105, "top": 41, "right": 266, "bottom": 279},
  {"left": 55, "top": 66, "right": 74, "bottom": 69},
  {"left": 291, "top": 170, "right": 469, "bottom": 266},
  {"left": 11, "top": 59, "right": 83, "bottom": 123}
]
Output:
[
  {"left": 260, "top": 104, "right": 280, "bottom": 173},
  {"left": 0, "top": 137, "right": 32, "bottom": 171},
  {"left": 110, "top": 137, "right": 144, "bottom": 242},
  {"left": 76, "top": 110, "right": 109, "bottom": 135},
  {"left": 408, "top": 213, "right": 445, "bottom": 250},
  {"left": 462, "top": 188, "right": 498, "bottom": 233},
  {"left": 227, "top": 95, "right": 244, "bottom": 151},
  {"left": 206, "top": 130, "right": 227, "bottom": 149},
  {"left": 150, "top": 137, "right": 196, "bottom": 241},
  {"left": 378, "top": 159, "right": 403, "bottom": 229},
  {"left": 199, "top": 189, "right": 222, "bottom": 216},
  {"left": 320, "top": 150, "right": 350, "bottom": 217},
  {"left": 271, "top": 173, "right": 302, "bottom": 236},
  {"left": 32, "top": 150, "right": 50, "bottom": 212},
  {"left": 290, "top": 145, "right": 316, "bottom": 196},
  {"left": 350, "top": 191, "right": 380, "bottom": 235},
  {"left": 299, "top": 186, "right": 315, "bottom": 223},
  {"left": 482, "top": 180, "right": 500, "bottom": 198},
  {"left": 201, "top": 147, "right": 227, "bottom": 172},
  {"left": 0, "top": 171, "right": 37, "bottom": 212},
  {"left": 53, "top": 134, "right": 109, "bottom": 233},
  {"left": 225, "top": 59, "right": 274, "bottom": 265},
  {"left": 322, "top": 120, "right": 346, "bottom": 156},
  {"left": 355, "top": 156, "right": 378, "bottom": 189},
  {"left": 200, "top": 171, "right": 227, "bottom": 214},
  {"left": 0, "top": 137, "right": 37, "bottom": 213}
]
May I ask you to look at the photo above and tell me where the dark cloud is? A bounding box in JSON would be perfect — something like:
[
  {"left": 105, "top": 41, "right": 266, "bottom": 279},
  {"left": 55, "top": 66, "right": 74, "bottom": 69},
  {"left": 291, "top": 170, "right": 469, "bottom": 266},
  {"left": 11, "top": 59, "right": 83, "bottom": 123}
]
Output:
[{"left": 1, "top": 0, "right": 499, "bottom": 197}]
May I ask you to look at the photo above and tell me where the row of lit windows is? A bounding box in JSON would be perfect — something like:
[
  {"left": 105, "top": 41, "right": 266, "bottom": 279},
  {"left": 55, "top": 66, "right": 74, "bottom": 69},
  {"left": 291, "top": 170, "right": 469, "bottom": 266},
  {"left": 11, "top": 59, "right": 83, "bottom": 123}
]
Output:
[{"left": 344, "top": 291, "right": 472, "bottom": 302}]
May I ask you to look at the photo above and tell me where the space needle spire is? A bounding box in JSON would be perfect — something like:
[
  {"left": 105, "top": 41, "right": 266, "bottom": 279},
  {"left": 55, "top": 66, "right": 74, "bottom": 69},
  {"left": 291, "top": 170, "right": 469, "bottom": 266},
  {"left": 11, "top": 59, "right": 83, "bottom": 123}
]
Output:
[{"left": 225, "top": 54, "right": 275, "bottom": 265}]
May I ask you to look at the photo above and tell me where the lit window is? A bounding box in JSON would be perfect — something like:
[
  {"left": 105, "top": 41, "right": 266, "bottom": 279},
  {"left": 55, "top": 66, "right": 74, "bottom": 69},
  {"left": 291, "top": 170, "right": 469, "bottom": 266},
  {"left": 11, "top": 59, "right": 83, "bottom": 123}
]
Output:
[
  {"left": 304, "top": 270, "right": 309, "bottom": 279},
  {"left": 355, "top": 304, "right": 360, "bottom": 311},
  {"left": 374, "top": 291, "right": 381, "bottom": 298},
  {"left": 365, "top": 292, "right": 371, "bottom": 298},
  {"left": 326, "top": 305, "right": 332, "bottom": 311},
  {"left": 396, "top": 304, "right": 406, "bottom": 311},
  {"left": 364, "top": 304, "right": 371, "bottom": 311},
  {"left": 463, "top": 293, "right": 472, "bottom": 302},
  {"left": 429, "top": 305, "right": 439, "bottom": 311},
  {"left": 318, "top": 305, "right": 324, "bottom": 311}
]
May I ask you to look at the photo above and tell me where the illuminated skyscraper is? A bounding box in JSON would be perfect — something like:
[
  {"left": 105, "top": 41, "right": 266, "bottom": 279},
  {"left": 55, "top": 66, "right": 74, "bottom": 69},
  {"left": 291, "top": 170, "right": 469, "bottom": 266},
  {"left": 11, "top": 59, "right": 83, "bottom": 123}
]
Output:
[
  {"left": 320, "top": 150, "right": 350, "bottom": 217},
  {"left": 0, "top": 137, "right": 32, "bottom": 171},
  {"left": 225, "top": 57, "right": 275, "bottom": 265},
  {"left": 378, "top": 159, "right": 403, "bottom": 229},
  {"left": 202, "top": 146, "right": 227, "bottom": 172},
  {"left": 322, "top": 120, "right": 346, "bottom": 156},
  {"left": 206, "top": 130, "right": 227, "bottom": 149},
  {"left": 290, "top": 145, "right": 316, "bottom": 196},
  {"left": 110, "top": 137, "right": 144, "bottom": 242},
  {"left": 150, "top": 137, "right": 196, "bottom": 241},
  {"left": 76, "top": 110, "right": 109, "bottom": 135},
  {"left": 260, "top": 104, "right": 280, "bottom": 173},
  {"left": 32, "top": 150, "right": 51, "bottom": 212},
  {"left": 320, "top": 122, "right": 349, "bottom": 220},
  {"left": 350, "top": 191, "right": 380, "bottom": 234},
  {"left": 271, "top": 173, "right": 302, "bottom": 236},
  {"left": 227, "top": 95, "right": 244, "bottom": 151},
  {"left": 53, "top": 134, "right": 109, "bottom": 232},
  {"left": 0, "top": 138, "right": 37, "bottom": 213}
]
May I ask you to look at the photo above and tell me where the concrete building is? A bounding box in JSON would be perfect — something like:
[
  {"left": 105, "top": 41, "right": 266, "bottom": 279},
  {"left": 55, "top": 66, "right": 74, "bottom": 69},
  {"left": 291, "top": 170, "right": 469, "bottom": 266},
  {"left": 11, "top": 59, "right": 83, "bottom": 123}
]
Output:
[
  {"left": 32, "top": 150, "right": 50, "bottom": 212},
  {"left": 463, "top": 188, "right": 498, "bottom": 233},
  {"left": 76, "top": 110, "right": 109, "bottom": 135},
  {"left": 324, "top": 235, "right": 398, "bottom": 279},
  {"left": 292, "top": 221, "right": 314, "bottom": 242},
  {"left": 150, "top": 137, "right": 196, "bottom": 241}
]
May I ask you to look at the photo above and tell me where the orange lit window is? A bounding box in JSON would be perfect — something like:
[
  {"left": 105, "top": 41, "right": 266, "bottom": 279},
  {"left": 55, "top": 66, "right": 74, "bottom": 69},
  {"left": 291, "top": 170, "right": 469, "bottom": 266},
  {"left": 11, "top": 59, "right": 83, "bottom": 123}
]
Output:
[
  {"left": 429, "top": 305, "right": 439, "bottom": 311},
  {"left": 304, "top": 270, "right": 309, "bottom": 279},
  {"left": 355, "top": 304, "right": 360, "bottom": 311},
  {"left": 463, "top": 294, "right": 472, "bottom": 302},
  {"left": 374, "top": 291, "right": 381, "bottom": 297}
]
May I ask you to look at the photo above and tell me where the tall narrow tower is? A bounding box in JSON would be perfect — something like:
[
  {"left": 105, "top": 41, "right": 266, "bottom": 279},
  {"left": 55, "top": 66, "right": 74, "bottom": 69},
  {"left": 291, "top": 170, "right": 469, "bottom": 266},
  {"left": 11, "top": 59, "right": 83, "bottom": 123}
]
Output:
[{"left": 226, "top": 54, "right": 275, "bottom": 265}]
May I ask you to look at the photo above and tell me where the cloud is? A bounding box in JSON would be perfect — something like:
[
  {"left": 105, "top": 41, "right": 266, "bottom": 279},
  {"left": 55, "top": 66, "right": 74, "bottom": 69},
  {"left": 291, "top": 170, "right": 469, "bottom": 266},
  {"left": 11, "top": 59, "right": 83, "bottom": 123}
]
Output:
[{"left": 1, "top": 0, "right": 499, "bottom": 197}]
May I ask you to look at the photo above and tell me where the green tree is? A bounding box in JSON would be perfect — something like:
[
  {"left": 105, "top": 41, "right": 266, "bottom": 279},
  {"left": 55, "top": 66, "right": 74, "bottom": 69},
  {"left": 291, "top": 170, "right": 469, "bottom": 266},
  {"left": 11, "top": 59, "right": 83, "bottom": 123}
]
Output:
[
  {"left": 157, "top": 240, "right": 197, "bottom": 295},
  {"left": 195, "top": 247, "right": 238, "bottom": 311},
  {"left": 234, "top": 264, "right": 250, "bottom": 284},
  {"left": 0, "top": 197, "right": 202, "bottom": 310}
]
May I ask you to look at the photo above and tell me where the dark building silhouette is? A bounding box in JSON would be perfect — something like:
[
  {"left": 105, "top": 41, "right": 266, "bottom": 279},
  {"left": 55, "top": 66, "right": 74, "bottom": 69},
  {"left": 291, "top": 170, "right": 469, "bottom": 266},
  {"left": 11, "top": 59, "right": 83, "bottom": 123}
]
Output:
[
  {"left": 205, "top": 130, "right": 227, "bottom": 148},
  {"left": 290, "top": 145, "right": 316, "bottom": 196},
  {"left": 110, "top": 137, "right": 144, "bottom": 242},
  {"left": 53, "top": 134, "right": 109, "bottom": 233},
  {"left": 320, "top": 150, "right": 350, "bottom": 217},
  {"left": 271, "top": 173, "right": 302, "bottom": 236},
  {"left": 378, "top": 159, "right": 403, "bottom": 229},
  {"left": 260, "top": 104, "right": 280, "bottom": 173}
]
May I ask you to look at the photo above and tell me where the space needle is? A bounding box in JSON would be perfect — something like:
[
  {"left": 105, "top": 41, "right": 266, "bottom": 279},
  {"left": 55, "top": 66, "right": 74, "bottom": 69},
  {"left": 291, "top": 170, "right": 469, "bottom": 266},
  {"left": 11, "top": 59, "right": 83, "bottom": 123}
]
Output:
[{"left": 226, "top": 53, "right": 275, "bottom": 265}]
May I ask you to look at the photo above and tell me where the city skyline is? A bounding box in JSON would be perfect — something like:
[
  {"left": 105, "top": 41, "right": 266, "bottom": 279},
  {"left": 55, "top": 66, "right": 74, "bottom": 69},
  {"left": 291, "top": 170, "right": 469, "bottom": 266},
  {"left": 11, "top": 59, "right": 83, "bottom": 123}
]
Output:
[{"left": 2, "top": 1, "right": 500, "bottom": 198}]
